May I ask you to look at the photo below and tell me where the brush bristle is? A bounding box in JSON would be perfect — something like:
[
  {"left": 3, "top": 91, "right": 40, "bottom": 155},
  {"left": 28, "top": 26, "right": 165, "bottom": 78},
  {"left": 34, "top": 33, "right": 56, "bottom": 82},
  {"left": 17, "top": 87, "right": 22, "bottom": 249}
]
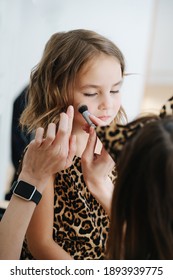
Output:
[{"left": 78, "top": 104, "right": 88, "bottom": 114}]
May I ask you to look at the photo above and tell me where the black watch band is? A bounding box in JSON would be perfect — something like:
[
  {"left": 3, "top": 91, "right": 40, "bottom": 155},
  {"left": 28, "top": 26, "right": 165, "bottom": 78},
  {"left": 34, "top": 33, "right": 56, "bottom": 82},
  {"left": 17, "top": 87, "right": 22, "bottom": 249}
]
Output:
[{"left": 11, "top": 180, "right": 42, "bottom": 205}]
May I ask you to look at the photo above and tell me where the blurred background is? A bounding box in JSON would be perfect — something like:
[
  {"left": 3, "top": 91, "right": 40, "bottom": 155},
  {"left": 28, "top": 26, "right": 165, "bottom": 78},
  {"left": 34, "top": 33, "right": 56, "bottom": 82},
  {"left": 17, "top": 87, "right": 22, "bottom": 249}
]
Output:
[{"left": 0, "top": 0, "right": 173, "bottom": 200}]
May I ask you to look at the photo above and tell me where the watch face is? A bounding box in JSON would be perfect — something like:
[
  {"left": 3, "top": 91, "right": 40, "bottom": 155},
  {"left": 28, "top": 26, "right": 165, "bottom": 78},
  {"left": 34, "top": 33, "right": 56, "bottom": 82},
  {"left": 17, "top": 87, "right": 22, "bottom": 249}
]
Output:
[{"left": 13, "top": 181, "right": 36, "bottom": 200}]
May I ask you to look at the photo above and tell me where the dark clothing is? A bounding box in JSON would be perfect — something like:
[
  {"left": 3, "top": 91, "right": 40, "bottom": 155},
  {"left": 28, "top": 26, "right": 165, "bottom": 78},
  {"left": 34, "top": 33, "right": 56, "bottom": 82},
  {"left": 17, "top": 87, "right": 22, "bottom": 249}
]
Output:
[{"left": 5, "top": 86, "right": 32, "bottom": 200}]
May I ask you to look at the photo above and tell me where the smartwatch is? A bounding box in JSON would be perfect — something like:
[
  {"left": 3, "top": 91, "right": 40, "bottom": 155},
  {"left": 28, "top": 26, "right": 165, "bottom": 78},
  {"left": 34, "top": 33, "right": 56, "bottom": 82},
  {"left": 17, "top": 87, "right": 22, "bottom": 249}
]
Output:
[{"left": 11, "top": 180, "right": 42, "bottom": 205}]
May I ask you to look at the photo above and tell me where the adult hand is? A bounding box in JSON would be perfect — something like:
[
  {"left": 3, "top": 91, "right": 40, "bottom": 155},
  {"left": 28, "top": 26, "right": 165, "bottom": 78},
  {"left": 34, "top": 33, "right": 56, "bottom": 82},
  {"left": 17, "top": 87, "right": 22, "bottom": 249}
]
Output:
[
  {"left": 18, "top": 105, "right": 76, "bottom": 191},
  {"left": 81, "top": 126, "right": 115, "bottom": 216},
  {"left": 82, "top": 113, "right": 107, "bottom": 132}
]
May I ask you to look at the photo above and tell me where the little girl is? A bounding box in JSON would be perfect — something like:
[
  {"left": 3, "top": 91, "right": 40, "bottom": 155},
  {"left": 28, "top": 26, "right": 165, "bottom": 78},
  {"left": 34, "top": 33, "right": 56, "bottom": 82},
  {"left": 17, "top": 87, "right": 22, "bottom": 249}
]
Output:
[{"left": 20, "top": 29, "right": 127, "bottom": 259}]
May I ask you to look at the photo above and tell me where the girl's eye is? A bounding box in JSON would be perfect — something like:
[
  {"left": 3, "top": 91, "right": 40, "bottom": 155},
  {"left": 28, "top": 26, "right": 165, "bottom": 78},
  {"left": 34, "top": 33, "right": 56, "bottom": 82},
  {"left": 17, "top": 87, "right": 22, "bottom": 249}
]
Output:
[
  {"left": 110, "top": 90, "right": 119, "bottom": 94},
  {"left": 83, "top": 93, "right": 97, "bottom": 97}
]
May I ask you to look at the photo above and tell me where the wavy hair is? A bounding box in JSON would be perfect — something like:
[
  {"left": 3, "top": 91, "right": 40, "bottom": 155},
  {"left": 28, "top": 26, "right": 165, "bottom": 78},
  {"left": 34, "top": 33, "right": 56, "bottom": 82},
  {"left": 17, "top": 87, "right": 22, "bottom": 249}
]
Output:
[{"left": 20, "top": 29, "right": 126, "bottom": 132}]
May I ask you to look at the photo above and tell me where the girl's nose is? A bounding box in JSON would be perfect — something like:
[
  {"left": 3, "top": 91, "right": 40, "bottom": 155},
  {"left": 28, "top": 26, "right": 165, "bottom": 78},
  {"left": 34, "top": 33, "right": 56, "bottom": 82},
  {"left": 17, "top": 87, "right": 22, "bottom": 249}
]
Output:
[{"left": 98, "top": 95, "right": 112, "bottom": 110}]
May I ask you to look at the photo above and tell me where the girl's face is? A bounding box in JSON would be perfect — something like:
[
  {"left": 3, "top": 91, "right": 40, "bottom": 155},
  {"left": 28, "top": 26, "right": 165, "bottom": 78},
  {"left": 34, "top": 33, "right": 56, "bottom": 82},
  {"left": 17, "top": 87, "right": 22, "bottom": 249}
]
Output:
[{"left": 73, "top": 53, "right": 123, "bottom": 131}]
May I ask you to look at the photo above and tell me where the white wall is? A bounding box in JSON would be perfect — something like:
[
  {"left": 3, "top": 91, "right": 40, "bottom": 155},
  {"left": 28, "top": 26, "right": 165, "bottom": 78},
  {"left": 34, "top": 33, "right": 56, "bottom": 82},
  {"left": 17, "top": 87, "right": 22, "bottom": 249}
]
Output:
[
  {"left": 0, "top": 0, "right": 155, "bottom": 199},
  {"left": 147, "top": 0, "right": 173, "bottom": 85}
]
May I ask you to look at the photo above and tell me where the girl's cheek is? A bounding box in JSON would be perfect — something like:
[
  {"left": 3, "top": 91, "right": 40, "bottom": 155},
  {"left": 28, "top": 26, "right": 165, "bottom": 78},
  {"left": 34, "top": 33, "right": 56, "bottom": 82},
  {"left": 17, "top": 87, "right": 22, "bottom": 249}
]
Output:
[{"left": 86, "top": 104, "right": 95, "bottom": 115}]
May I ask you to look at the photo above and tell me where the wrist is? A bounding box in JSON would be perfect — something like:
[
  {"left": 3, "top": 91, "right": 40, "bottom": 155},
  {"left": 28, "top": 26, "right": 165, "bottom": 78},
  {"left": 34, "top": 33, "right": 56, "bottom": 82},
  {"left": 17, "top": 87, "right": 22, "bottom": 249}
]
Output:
[
  {"left": 86, "top": 176, "right": 114, "bottom": 196},
  {"left": 18, "top": 172, "right": 48, "bottom": 193},
  {"left": 11, "top": 180, "right": 42, "bottom": 205}
]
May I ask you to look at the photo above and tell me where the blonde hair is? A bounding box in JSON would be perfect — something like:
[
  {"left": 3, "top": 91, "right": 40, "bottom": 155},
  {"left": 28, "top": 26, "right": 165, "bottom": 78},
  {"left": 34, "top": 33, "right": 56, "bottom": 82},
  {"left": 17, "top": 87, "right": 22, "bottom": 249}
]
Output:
[{"left": 20, "top": 29, "right": 126, "bottom": 132}]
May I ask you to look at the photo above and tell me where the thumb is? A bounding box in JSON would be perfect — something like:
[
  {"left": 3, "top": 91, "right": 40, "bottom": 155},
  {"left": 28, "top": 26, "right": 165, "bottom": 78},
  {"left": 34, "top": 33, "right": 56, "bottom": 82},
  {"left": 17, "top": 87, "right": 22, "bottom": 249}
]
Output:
[
  {"left": 100, "top": 146, "right": 115, "bottom": 169},
  {"left": 82, "top": 127, "right": 97, "bottom": 163}
]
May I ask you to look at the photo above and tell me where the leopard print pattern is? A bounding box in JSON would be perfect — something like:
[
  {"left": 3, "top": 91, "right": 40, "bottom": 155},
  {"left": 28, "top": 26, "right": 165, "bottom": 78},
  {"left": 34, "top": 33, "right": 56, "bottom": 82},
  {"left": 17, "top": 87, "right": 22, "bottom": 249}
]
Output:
[
  {"left": 96, "top": 121, "right": 145, "bottom": 162},
  {"left": 21, "top": 156, "right": 116, "bottom": 260},
  {"left": 159, "top": 96, "right": 173, "bottom": 118}
]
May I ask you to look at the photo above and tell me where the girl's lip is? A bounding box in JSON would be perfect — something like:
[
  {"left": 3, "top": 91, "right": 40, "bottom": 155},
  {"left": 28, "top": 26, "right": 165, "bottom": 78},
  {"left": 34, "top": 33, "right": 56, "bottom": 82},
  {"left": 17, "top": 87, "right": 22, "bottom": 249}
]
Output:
[{"left": 98, "top": 116, "right": 111, "bottom": 121}]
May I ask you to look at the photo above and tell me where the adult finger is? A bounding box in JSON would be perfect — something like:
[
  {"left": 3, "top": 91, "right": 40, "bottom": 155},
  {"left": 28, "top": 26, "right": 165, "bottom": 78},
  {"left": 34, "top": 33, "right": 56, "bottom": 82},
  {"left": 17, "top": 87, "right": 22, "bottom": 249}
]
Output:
[
  {"left": 41, "top": 123, "right": 56, "bottom": 148},
  {"left": 65, "top": 134, "right": 76, "bottom": 168},
  {"left": 34, "top": 127, "right": 44, "bottom": 147},
  {"left": 53, "top": 112, "right": 69, "bottom": 147},
  {"left": 89, "top": 114, "right": 107, "bottom": 126},
  {"left": 66, "top": 105, "right": 74, "bottom": 136}
]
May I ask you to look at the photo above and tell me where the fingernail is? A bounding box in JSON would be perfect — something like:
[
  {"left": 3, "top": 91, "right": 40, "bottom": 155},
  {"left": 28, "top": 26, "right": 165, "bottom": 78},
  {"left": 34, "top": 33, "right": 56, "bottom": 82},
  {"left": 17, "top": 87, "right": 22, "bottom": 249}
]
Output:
[{"left": 66, "top": 105, "right": 74, "bottom": 117}]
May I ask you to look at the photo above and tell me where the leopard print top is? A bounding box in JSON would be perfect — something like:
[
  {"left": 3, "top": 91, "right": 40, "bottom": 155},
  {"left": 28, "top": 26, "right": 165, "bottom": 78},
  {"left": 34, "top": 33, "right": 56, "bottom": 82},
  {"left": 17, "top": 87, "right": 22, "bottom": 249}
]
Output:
[{"left": 21, "top": 156, "right": 116, "bottom": 260}]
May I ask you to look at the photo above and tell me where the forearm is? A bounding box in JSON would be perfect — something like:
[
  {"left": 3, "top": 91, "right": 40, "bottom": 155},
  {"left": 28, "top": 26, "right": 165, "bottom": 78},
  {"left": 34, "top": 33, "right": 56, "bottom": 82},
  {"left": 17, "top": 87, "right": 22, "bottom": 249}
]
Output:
[
  {"left": 0, "top": 195, "right": 36, "bottom": 260},
  {"left": 28, "top": 239, "right": 73, "bottom": 260},
  {"left": 0, "top": 174, "right": 49, "bottom": 260},
  {"left": 87, "top": 176, "right": 113, "bottom": 217}
]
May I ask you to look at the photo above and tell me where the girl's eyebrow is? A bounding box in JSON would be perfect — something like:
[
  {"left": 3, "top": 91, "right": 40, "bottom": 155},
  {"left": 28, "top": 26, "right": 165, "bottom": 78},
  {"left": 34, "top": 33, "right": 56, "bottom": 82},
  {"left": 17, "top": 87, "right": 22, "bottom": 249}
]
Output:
[{"left": 79, "top": 80, "right": 122, "bottom": 90}]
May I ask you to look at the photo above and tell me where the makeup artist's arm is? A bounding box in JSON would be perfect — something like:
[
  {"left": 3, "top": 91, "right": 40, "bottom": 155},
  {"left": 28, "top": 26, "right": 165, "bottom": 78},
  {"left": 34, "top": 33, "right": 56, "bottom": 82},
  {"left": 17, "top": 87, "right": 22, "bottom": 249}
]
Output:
[
  {"left": 0, "top": 124, "right": 53, "bottom": 260},
  {"left": 0, "top": 106, "right": 76, "bottom": 260},
  {"left": 21, "top": 107, "right": 76, "bottom": 260}
]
